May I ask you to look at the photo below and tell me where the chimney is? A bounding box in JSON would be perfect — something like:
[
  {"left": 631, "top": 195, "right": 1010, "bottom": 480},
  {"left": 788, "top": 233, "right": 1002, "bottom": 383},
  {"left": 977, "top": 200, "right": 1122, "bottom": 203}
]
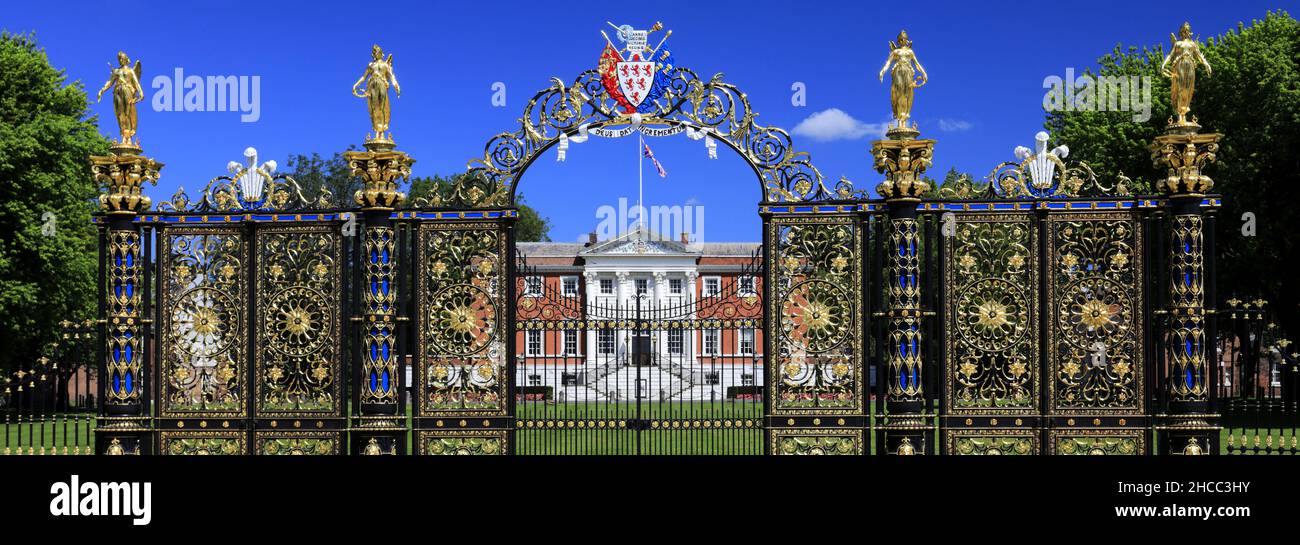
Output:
[{"left": 586, "top": 231, "right": 597, "bottom": 246}]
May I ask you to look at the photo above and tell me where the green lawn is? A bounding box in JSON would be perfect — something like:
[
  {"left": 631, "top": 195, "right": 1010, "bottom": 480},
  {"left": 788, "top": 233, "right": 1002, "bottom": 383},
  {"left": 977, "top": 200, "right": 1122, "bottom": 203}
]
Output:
[{"left": 1, "top": 414, "right": 95, "bottom": 455}]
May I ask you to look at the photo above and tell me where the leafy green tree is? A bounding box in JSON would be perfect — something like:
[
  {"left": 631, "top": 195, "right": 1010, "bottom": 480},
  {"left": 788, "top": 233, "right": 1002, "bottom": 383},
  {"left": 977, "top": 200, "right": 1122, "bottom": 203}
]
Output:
[
  {"left": 0, "top": 32, "right": 108, "bottom": 373},
  {"left": 407, "top": 173, "right": 552, "bottom": 242},
  {"left": 284, "top": 157, "right": 552, "bottom": 242},
  {"left": 1046, "top": 11, "right": 1300, "bottom": 332},
  {"left": 285, "top": 149, "right": 359, "bottom": 206},
  {"left": 922, "top": 166, "right": 974, "bottom": 198}
]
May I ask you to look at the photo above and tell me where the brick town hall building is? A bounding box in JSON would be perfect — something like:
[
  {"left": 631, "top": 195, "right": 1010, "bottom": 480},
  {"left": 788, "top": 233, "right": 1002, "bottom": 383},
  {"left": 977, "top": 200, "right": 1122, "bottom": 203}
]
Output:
[{"left": 514, "top": 228, "right": 764, "bottom": 403}]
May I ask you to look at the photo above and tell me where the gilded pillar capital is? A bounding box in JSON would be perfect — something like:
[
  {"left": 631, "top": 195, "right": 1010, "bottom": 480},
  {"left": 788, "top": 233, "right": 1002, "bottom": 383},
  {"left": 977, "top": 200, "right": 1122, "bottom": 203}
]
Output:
[
  {"left": 871, "top": 136, "right": 934, "bottom": 202},
  {"left": 344, "top": 147, "right": 412, "bottom": 211},
  {"left": 91, "top": 149, "right": 163, "bottom": 215}
]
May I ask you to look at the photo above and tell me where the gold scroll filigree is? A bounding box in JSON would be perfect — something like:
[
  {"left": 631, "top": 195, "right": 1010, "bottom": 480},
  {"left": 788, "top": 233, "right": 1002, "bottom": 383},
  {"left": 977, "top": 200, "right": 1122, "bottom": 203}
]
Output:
[
  {"left": 160, "top": 230, "right": 246, "bottom": 416},
  {"left": 768, "top": 216, "right": 861, "bottom": 413},
  {"left": 418, "top": 224, "right": 507, "bottom": 415},
  {"left": 1047, "top": 214, "right": 1144, "bottom": 413},
  {"left": 255, "top": 227, "right": 343, "bottom": 416},
  {"left": 945, "top": 215, "right": 1037, "bottom": 413}
]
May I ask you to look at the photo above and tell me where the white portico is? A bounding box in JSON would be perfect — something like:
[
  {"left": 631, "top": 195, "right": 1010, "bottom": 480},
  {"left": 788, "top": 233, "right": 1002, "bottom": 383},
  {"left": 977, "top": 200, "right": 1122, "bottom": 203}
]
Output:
[
  {"left": 514, "top": 228, "right": 763, "bottom": 402},
  {"left": 580, "top": 229, "right": 700, "bottom": 366}
]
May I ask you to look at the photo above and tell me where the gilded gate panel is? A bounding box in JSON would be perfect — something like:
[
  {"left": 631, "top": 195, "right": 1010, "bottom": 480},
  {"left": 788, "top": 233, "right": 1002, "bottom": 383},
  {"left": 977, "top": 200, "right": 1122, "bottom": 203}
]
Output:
[
  {"left": 159, "top": 431, "right": 249, "bottom": 455},
  {"left": 254, "top": 226, "right": 344, "bottom": 417},
  {"left": 770, "top": 428, "right": 864, "bottom": 455},
  {"left": 159, "top": 229, "right": 247, "bottom": 417},
  {"left": 1045, "top": 213, "right": 1144, "bottom": 415},
  {"left": 942, "top": 213, "right": 1039, "bottom": 454},
  {"left": 767, "top": 216, "right": 862, "bottom": 414},
  {"left": 1048, "top": 429, "right": 1145, "bottom": 455},
  {"left": 944, "top": 213, "right": 1038, "bottom": 414},
  {"left": 946, "top": 429, "right": 1038, "bottom": 455},
  {"left": 255, "top": 432, "right": 343, "bottom": 455},
  {"left": 418, "top": 430, "right": 509, "bottom": 455},
  {"left": 416, "top": 223, "right": 508, "bottom": 418}
]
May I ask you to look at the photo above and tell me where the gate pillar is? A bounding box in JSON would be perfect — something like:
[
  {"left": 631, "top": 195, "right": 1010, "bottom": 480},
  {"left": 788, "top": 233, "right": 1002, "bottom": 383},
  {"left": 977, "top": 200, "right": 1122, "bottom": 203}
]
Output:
[
  {"left": 1152, "top": 124, "right": 1222, "bottom": 455},
  {"left": 345, "top": 141, "right": 412, "bottom": 454},
  {"left": 872, "top": 128, "right": 935, "bottom": 455},
  {"left": 91, "top": 141, "right": 163, "bottom": 455}
]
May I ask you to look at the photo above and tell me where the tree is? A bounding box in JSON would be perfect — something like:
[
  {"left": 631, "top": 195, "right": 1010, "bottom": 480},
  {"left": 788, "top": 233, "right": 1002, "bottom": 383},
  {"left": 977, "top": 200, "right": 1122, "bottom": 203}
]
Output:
[
  {"left": 922, "top": 166, "right": 975, "bottom": 198},
  {"left": 285, "top": 149, "right": 359, "bottom": 206},
  {"left": 0, "top": 32, "right": 108, "bottom": 373},
  {"left": 285, "top": 156, "right": 552, "bottom": 242},
  {"left": 406, "top": 173, "right": 552, "bottom": 242},
  {"left": 1046, "top": 11, "right": 1300, "bottom": 333}
]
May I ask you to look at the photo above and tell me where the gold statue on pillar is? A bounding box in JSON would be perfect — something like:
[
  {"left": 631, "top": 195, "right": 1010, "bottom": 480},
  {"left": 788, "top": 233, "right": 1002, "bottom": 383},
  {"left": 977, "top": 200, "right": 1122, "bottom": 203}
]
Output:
[
  {"left": 352, "top": 45, "right": 401, "bottom": 145},
  {"left": 95, "top": 51, "right": 144, "bottom": 147},
  {"left": 878, "top": 30, "right": 928, "bottom": 132},
  {"left": 1160, "top": 22, "right": 1212, "bottom": 127}
]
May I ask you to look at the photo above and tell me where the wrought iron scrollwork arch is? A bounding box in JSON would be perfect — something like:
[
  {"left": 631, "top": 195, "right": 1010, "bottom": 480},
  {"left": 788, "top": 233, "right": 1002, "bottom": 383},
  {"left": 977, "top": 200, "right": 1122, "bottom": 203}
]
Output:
[{"left": 457, "top": 69, "right": 858, "bottom": 208}]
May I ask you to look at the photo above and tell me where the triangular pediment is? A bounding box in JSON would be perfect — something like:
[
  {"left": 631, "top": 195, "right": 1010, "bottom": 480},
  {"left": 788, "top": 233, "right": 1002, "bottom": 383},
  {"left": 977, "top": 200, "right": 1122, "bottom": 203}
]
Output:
[{"left": 579, "top": 227, "right": 699, "bottom": 256}]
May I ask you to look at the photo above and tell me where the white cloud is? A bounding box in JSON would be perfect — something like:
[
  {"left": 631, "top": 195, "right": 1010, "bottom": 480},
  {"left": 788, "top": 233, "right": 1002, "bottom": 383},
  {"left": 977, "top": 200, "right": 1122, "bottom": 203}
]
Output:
[
  {"left": 791, "top": 108, "right": 887, "bottom": 141},
  {"left": 939, "top": 118, "right": 973, "bottom": 132}
]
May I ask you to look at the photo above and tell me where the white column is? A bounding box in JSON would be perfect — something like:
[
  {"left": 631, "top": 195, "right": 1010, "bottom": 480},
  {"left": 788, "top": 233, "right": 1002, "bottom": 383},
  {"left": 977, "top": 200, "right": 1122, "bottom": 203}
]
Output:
[
  {"left": 615, "top": 271, "right": 631, "bottom": 362},
  {"left": 685, "top": 270, "right": 699, "bottom": 367},
  {"left": 582, "top": 271, "right": 599, "bottom": 367}
]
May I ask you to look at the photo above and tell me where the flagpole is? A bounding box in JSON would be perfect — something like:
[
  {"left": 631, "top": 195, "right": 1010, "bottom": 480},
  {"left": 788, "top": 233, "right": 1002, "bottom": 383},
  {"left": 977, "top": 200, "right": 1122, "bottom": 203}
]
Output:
[{"left": 638, "top": 130, "right": 644, "bottom": 240}]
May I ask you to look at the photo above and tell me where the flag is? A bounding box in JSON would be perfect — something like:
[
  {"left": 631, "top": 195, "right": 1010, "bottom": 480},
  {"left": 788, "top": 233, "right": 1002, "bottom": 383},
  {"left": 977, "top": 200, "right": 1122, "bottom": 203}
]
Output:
[{"left": 642, "top": 142, "right": 667, "bottom": 178}]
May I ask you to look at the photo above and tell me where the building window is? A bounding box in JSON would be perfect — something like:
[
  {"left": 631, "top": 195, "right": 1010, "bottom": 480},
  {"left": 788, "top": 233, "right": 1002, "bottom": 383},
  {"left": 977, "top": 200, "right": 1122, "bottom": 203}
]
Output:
[
  {"left": 524, "top": 276, "right": 543, "bottom": 297},
  {"left": 703, "top": 329, "right": 720, "bottom": 355},
  {"left": 703, "top": 277, "right": 721, "bottom": 297},
  {"left": 669, "top": 278, "right": 683, "bottom": 295},
  {"left": 526, "top": 330, "right": 543, "bottom": 356},
  {"left": 563, "top": 330, "right": 579, "bottom": 356},
  {"left": 739, "top": 329, "right": 755, "bottom": 355},
  {"left": 741, "top": 373, "right": 755, "bottom": 386},
  {"left": 738, "top": 276, "right": 756, "bottom": 296},
  {"left": 561, "top": 276, "right": 579, "bottom": 297},
  {"left": 528, "top": 374, "right": 542, "bottom": 386},
  {"left": 600, "top": 278, "right": 614, "bottom": 295},
  {"left": 635, "top": 278, "right": 649, "bottom": 296},
  {"left": 667, "top": 329, "right": 684, "bottom": 355},
  {"left": 597, "top": 328, "right": 615, "bottom": 355}
]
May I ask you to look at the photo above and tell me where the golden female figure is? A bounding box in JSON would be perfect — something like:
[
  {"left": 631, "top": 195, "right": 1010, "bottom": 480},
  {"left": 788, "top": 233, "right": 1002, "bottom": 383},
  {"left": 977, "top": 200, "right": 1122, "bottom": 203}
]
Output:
[
  {"left": 878, "top": 30, "right": 928, "bottom": 129},
  {"left": 96, "top": 52, "right": 144, "bottom": 145},
  {"left": 1160, "top": 22, "right": 1212, "bottom": 125},
  {"left": 352, "top": 45, "right": 401, "bottom": 141}
]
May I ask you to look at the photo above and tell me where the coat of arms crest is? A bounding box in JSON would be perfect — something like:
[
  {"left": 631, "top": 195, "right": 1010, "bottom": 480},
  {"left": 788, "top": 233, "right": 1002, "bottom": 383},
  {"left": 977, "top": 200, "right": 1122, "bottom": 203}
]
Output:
[{"left": 598, "top": 21, "right": 676, "bottom": 114}]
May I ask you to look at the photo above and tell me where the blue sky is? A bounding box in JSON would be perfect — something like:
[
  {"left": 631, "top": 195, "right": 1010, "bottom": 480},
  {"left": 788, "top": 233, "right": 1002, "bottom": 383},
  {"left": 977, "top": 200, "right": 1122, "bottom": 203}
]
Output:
[{"left": 5, "top": 0, "right": 1288, "bottom": 242}]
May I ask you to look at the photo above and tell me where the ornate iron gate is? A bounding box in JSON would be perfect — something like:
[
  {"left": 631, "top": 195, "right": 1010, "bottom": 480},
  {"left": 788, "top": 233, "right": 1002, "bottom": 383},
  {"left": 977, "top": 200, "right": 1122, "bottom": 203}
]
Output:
[
  {"left": 764, "top": 212, "right": 867, "bottom": 455},
  {"left": 119, "top": 171, "right": 350, "bottom": 455},
  {"left": 69, "top": 22, "right": 1237, "bottom": 456},
  {"left": 938, "top": 204, "right": 1150, "bottom": 455},
  {"left": 411, "top": 218, "right": 513, "bottom": 455},
  {"left": 512, "top": 250, "right": 765, "bottom": 454}
]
